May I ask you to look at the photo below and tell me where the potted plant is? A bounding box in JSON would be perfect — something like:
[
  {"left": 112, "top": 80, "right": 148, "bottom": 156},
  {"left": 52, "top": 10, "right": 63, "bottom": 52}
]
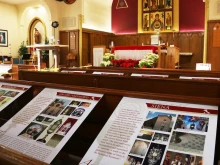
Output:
[
  {"left": 138, "top": 53, "right": 159, "bottom": 68},
  {"left": 18, "top": 41, "right": 28, "bottom": 57}
]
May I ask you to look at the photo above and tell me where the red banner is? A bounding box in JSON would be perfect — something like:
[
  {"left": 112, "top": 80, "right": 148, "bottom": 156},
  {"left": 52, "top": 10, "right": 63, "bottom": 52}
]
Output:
[
  {"left": 146, "top": 103, "right": 218, "bottom": 114},
  {"left": 1, "top": 85, "right": 28, "bottom": 91},
  {"left": 57, "top": 92, "right": 101, "bottom": 101}
]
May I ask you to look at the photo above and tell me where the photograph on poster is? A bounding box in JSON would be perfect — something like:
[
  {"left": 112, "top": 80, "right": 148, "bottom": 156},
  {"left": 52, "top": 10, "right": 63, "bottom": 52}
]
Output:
[
  {"left": 56, "top": 118, "right": 77, "bottom": 136},
  {"left": 142, "top": 111, "right": 176, "bottom": 132},
  {"left": 71, "top": 108, "right": 85, "bottom": 117},
  {"left": 152, "top": 132, "right": 169, "bottom": 143},
  {"left": 174, "top": 115, "right": 209, "bottom": 132},
  {"left": 61, "top": 106, "right": 76, "bottom": 116},
  {"left": 42, "top": 117, "right": 54, "bottom": 125},
  {"left": 0, "top": 90, "right": 7, "bottom": 96},
  {"left": 36, "top": 117, "right": 65, "bottom": 144},
  {"left": 0, "top": 97, "right": 11, "bottom": 107},
  {"left": 46, "top": 134, "right": 64, "bottom": 148},
  {"left": 129, "top": 140, "right": 150, "bottom": 156},
  {"left": 143, "top": 142, "right": 166, "bottom": 165},
  {"left": 137, "top": 130, "right": 154, "bottom": 141},
  {"left": 41, "top": 99, "right": 71, "bottom": 116},
  {"left": 163, "top": 150, "right": 203, "bottom": 165},
  {"left": 70, "top": 100, "right": 81, "bottom": 106},
  {"left": 18, "top": 122, "right": 47, "bottom": 140},
  {"left": 79, "top": 102, "right": 91, "bottom": 108},
  {"left": 124, "top": 155, "right": 143, "bottom": 165},
  {"left": 169, "top": 131, "right": 205, "bottom": 154},
  {"left": 34, "top": 115, "right": 45, "bottom": 122},
  {"left": 3, "top": 91, "right": 19, "bottom": 97}
]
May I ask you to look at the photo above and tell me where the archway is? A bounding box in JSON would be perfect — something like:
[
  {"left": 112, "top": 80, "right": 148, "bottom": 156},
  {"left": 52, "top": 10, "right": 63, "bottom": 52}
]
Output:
[{"left": 29, "top": 18, "right": 47, "bottom": 45}]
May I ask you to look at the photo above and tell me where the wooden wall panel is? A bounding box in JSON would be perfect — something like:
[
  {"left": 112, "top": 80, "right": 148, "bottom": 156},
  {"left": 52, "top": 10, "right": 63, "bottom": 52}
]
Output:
[
  {"left": 81, "top": 29, "right": 203, "bottom": 70},
  {"left": 59, "top": 30, "right": 79, "bottom": 67},
  {"left": 207, "top": 20, "right": 220, "bottom": 71}
]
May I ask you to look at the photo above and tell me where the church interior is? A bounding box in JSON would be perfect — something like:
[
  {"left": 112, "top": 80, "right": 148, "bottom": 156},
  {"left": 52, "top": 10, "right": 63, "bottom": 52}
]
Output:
[{"left": 0, "top": 0, "right": 220, "bottom": 165}]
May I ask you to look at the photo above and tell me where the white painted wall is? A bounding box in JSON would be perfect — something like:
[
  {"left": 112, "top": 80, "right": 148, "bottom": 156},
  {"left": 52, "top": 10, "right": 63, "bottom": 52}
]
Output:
[
  {"left": 0, "top": 2, "right": 19, "bottom": 57},
  {"left": 17, "top": 1, "right": 52, "bottom": 44},
  {"left": 209, "top": 0, "right": 220, "bottom": 20},
  {"left": 57, "top": 0, "right": 82, "bottom": 31},
  {"left": 82, "top": 0, "right": 112, "bottom": 32}
]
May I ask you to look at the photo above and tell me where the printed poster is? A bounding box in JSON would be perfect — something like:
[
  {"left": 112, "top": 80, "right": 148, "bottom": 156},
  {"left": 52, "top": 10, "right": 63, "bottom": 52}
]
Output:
[
  {"left": 80, "top": 97, "right": 218, "bottom": 165},
  {"left": 0, "top": 82, "right": 31, "bottom": 111},
  {"left": 0, "top": 88, "right": 103, "bottom": 163}
]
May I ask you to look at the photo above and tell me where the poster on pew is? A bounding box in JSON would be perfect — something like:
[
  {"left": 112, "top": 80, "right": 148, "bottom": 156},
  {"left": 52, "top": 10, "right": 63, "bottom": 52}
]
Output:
[
  {"left": 131, "top": 73, "right": 169, "bottom": 78},
  {"left": 0, "top": 82, "right": 31, "bottom": 111},
  {"left": 93, "top": 72, "right": 124, "bottom": 76},
  {"left": 180, "top": 76, "right": 220, "bottom": 81},
  {"left": 0, "top": 88, "right": 103, "bottom": 163},
  {"left": 80, "top": 97, "right": 218, "bottom": 165}
]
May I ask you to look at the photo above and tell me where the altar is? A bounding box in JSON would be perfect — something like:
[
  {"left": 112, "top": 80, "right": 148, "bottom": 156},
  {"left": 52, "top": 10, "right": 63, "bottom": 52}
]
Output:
[
  {"left": 111, "top": 45, "right": 158, "bottom": 60},
  {"left": 27, "top": 44, "right": 68, "bottom": 70}
]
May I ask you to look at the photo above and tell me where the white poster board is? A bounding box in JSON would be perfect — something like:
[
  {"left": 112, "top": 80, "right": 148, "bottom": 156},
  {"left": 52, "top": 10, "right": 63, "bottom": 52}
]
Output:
[
  {"left": 131, "top": 73, "right": 169, "bottom": 78},
  {"left": 180, "top": 76, "right": 220, "bottom": 81},
  {"left": 93, "top": 72, "right": 124, "bottom": 76},
  {"left": 0, "top": 82, "right": 31, "bottom": 111},
  {"left": 80, "top": 97, "right": 218, "bottom": 165},
  {"left": 196, "top": 63, "right": 211, "bottom": 71},
  {"left": 0, "top": 88, "right": 103, "bottom": 163}
]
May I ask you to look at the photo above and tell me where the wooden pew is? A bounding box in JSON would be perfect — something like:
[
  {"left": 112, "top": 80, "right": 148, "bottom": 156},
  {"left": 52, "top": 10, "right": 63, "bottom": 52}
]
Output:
[
  {"left": 61, "top": 66, "right": 220, "bottom": 78},
  {"left": 18, "top": 69, "right": 220, "bottom": 99},
  {"left": 0, "top": 79, "right": 219, "bottom": 164}
]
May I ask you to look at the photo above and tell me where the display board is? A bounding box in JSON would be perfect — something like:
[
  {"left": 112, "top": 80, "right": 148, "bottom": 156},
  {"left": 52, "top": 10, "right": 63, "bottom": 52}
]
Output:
[
  {"left": 80, "top": 97, "right": 218, "bottom": 165},
  {"left": 0, "top": 88, "right": 103, "bottom": 164},
  {"left": 0, "top": 82, "right": 31, "bottom": 111}
]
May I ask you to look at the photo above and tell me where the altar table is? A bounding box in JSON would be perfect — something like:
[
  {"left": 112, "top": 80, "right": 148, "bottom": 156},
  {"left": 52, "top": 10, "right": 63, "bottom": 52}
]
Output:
[{"left": 27, "top": 44, "right": 68, "bottom": 70}]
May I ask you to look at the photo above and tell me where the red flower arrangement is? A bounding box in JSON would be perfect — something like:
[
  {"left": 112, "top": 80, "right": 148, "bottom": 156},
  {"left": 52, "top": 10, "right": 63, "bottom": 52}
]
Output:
[{"left": 111, "top": 59, "right": 140, "bottom": 68}]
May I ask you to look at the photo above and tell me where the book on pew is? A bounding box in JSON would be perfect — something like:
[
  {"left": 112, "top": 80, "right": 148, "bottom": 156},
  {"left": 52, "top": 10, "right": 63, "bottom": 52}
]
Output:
[
  {"left": 0, "top": 88, "right": 103, "bottom": 164},
  {"left": 80, "top": 97, "right": 218, "bottom": 165}
]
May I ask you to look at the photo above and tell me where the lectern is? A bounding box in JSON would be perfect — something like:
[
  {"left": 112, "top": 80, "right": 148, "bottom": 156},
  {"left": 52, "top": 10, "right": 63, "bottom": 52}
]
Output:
[{"left": 157, "top": 45, "right": 180, "bottom": 69}]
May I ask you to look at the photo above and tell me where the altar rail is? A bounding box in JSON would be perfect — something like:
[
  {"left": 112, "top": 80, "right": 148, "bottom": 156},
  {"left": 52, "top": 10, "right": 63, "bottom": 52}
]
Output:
[{"left": 0, "top": 79, "right": 219, "bottom": 164}]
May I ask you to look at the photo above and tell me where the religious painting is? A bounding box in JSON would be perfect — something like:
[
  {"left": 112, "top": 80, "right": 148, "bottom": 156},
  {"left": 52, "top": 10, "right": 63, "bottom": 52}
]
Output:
[
  {"left": 165, "top": 11, "right": 172, "bottom": 30},
  {"left": 143, "top": 13, "right": 150, "bottom": 31},
  {"left": 0, "top": 30, "right": 8, "bottom": 47},
  {"left": 143, "top": 0, "right": 149, "bottom": 11},
  {"left": 157, "top": 0, "right": 164, "bottom": 9},
  {"left": 165, "top": 0, "right": 172, "bottom": 8},
  {"left": 150, "top": 12, "right": 164, "bottom": 31},
  {"left": 150, "top": 0, "right": 157, "bottom": 10}
]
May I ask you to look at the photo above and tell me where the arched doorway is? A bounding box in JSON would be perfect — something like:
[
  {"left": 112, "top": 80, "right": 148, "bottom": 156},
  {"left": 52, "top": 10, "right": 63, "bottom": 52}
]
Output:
[{"left": 29, "top": 18, "right": 47, "bottom": 45}]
